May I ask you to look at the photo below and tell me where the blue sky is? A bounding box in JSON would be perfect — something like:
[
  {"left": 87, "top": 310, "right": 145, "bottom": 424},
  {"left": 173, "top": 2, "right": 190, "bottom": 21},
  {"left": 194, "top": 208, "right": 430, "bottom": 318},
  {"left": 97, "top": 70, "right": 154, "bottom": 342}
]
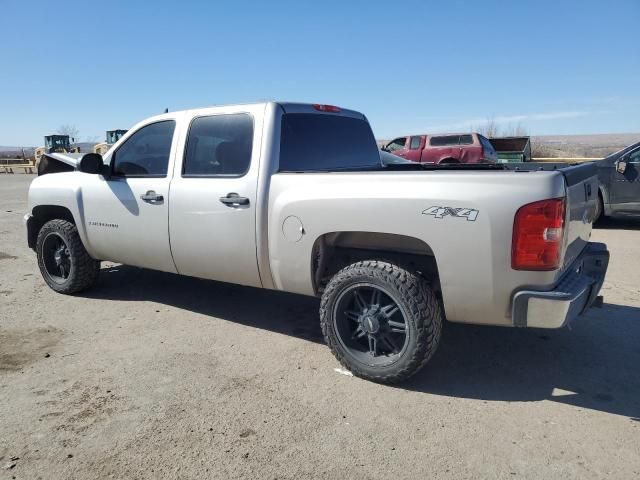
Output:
[{"left": 1, "top": 0, "right": 638, "bottom": 146}]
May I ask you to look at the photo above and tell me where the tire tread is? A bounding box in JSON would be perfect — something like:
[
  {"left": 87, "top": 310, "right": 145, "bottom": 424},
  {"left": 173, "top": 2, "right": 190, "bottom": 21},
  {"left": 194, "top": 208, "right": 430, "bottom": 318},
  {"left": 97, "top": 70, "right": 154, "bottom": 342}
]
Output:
[
  {"left": 320, "top": 260, "right": 442, "bottom": 384},
  {"left": 36, "top": 219, "right": 99, "bottom": 294}
]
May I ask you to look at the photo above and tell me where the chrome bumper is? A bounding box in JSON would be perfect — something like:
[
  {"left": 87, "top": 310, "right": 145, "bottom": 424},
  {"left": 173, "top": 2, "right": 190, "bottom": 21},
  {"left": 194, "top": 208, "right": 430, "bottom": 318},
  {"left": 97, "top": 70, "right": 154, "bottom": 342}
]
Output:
[{"left": 512, "top": 242, "right": 609, "bottom": 329}]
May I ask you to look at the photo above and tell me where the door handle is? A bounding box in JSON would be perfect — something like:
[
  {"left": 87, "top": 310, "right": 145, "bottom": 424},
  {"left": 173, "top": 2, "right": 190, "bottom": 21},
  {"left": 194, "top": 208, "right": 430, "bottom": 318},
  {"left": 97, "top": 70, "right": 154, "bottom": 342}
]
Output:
[
  {"left": 219, "top": 193, "right": 249, "bottom": 207},
  {"left": 140, "top": 190, "right": 164, "bottom": 203}
]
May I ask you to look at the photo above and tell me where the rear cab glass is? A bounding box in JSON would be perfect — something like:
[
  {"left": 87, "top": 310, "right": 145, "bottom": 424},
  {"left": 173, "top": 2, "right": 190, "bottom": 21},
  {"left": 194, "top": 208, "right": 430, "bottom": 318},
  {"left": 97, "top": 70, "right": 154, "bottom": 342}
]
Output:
[
  {"left": 182, "top": 114, "right": 254, "bottom": 177},
  {"left": 459, "top": 134, "right": 473, "bottom": 145},
  {"left": 279, "top": 114, "right": 380, "bottom": 171},
  {"left": 429, "top": 135, "right": 460, "bottom": 147}
]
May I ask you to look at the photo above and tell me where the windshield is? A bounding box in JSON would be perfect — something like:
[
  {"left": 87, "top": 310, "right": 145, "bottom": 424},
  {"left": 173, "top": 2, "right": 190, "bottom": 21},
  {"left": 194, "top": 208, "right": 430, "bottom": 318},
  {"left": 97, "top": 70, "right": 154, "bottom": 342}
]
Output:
[
  {"left": 107, "top": 130, "right": 127, "bottom": 143},
  {"left": 279, "top": 114, "right": 380, "bottom": 171},
  {"left": 47, "top": 137, "right": 68, "bottom": 149}
]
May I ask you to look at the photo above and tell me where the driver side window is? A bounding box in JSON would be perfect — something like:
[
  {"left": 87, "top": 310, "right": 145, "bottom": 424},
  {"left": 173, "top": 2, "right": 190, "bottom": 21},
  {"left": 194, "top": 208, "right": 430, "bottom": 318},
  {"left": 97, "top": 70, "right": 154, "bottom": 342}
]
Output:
[
  {"left": 112, "top": 121, "right": 176, "bottom": 177},
  {"left": 629, "top": 149, "right": 640, "bottom": 163},
  {"left": 387, "top": 137, "right": 407, "bottom": 152}
]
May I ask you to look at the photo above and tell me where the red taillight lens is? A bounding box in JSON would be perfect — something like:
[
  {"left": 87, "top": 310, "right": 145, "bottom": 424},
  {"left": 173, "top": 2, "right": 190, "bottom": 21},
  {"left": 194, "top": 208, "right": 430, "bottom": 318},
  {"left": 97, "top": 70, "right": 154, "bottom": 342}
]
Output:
[
  {"left": 313, "top": 104, "right": 341, "bottom": 113},
  {"left": 512, "top": 198, "right": 565, "bottom": 271}
]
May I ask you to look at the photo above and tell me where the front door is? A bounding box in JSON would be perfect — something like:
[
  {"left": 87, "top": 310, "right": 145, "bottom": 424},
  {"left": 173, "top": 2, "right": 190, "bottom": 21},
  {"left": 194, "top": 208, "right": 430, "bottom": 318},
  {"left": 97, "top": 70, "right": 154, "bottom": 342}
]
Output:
[
  {"left": 81, "top": 120, "right": 178, "bottom": 273},
  {"left": 169, "top": 110, "right": 262, "bottom": 288},
  {"left": 612, "top": 147, "right": 640, "bottom": 211}
]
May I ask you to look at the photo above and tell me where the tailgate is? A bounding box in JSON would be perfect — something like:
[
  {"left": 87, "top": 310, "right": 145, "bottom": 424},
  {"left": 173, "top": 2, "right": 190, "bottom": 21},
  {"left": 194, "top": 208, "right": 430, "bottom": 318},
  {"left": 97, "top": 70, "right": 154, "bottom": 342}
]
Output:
[{"left": 560, "top": 162, "right": 599, "bottom": 270}]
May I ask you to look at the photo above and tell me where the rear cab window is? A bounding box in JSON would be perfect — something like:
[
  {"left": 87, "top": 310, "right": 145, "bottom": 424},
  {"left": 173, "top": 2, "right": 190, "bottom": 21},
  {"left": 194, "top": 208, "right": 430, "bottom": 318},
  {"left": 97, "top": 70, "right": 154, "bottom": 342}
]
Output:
[
  {"left": 459, "top": 134, "right": 473, "bottom": 145},
  {"left": 429, "top": 135, "right": 460, "bottom": 147},
  {"left": 182, "top": 113, "right": 254, "bottom": 177},
  {"left": 279, "top": 114, "right": 380, "bottom": 171}
]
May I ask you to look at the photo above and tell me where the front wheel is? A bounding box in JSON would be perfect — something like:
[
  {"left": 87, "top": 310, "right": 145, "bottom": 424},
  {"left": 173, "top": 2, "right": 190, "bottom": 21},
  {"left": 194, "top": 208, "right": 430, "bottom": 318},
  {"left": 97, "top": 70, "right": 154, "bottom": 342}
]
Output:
[
  {"left": 320, "top": 260, "right": 443, "bottom": 383},
  {"left": 594, "top": 194, "right": 604, "bottom": 224},
  {"left": 36, "top": 219, "right": 100, "bottom": 294}
]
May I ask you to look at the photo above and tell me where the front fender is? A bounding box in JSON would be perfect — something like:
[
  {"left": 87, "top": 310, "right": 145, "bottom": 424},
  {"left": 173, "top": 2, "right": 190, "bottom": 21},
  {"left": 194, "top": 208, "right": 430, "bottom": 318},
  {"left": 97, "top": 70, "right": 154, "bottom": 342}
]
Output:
[{"left": 27, "top": 173, "right": 95, "bottom": 258}]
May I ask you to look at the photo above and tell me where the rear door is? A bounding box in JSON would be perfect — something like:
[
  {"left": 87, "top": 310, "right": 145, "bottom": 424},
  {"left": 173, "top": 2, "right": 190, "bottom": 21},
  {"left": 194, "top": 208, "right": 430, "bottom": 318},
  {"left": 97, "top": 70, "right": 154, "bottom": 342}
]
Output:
[
  {"left": 168, "top": 106, "right": 264, "bottom": 287},
  {"left": 425, "top": 135, "right": 457, "bottom": 163},
  {"left": 611, "top": 147, "right": 640, "bottom": 211}
]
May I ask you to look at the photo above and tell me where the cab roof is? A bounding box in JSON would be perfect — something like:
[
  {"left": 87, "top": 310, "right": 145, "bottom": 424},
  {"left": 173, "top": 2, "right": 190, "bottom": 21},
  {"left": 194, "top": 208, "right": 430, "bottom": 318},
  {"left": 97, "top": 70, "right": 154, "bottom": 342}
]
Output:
[{"left": 141, "top": 102, "right": 366, "bottom": 124}]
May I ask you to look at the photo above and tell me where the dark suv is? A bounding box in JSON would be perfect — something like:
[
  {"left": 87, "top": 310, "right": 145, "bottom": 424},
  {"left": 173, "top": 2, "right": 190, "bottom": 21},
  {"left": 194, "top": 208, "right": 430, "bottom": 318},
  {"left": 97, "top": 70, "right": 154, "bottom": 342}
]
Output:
[{"left": 595, "top": 141, "right": 640, "bottom": 220}]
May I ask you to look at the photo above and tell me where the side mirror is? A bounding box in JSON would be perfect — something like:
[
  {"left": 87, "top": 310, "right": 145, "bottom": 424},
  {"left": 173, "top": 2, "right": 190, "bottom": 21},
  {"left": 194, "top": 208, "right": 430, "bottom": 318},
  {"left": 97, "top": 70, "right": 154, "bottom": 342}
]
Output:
[
  {"left": 616, "top": 159, "right": 627, "bottom": 175},
  {"left": 79, "top": 153, "right": 104, "bottom": 174}
]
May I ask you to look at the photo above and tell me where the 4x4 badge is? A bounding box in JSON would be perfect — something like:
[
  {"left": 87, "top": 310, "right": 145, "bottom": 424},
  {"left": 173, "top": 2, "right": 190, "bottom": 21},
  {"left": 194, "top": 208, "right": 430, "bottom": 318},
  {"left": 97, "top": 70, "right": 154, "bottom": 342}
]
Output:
[{"left": 422, "top": 206, "right": 479, "bottom": 222}]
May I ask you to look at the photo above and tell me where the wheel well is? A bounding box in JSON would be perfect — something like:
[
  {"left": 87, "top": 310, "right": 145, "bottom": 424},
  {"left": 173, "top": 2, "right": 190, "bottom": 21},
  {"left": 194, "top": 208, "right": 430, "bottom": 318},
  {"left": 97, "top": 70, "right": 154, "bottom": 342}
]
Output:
[
  {"left": 598, "top": 186, "right": 607, "bottom": 204},
  {"left": 28, "top": 205, "right": 75, "bottom": 249},
  {"left": 311, "top": 231, "right": 441, "bottom": 295}
]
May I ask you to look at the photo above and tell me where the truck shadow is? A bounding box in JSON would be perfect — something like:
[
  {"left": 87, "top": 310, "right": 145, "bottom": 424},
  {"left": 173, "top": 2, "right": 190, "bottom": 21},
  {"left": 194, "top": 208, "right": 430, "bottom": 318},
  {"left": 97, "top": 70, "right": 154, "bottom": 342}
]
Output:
[
  {"left": 88, "top": 265, "right": 640, "bottom": 420},
  {"left": 407, "top": 303, "right": 640, "bottom": 420},
  {"left": 88, "top": 265, "right": 324, "bottom": 342}
]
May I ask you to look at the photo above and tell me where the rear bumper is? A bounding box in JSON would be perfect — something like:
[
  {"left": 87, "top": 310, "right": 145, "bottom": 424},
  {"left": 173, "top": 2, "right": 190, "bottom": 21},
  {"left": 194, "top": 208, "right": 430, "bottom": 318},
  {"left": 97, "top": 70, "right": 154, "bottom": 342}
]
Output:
[{"left": 512, "top": 242, "right": 609, "bottom": 329}]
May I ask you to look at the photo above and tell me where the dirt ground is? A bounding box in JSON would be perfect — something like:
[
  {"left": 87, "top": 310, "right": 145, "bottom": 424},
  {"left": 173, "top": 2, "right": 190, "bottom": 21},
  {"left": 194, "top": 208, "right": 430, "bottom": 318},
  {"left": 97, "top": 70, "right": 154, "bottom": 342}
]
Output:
[{"left": 1, "top": 174, "right": 638, "bottom": 480}]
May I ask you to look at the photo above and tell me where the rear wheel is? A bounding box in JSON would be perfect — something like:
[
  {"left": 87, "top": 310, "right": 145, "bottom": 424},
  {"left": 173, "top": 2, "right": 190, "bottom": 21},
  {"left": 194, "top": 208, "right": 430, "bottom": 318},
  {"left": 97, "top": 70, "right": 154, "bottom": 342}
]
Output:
[
  {"left": 36, "top": 219, "right": 100, "bottom": 294},
  {"left": 320, "top": 260, "right": 443, "bottom": 383}
]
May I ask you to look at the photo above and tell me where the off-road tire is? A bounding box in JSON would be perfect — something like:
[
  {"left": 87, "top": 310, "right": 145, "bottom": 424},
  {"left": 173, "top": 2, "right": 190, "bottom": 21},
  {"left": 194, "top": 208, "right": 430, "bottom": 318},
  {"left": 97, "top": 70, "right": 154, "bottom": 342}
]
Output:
[
  {"left": 320, "top": 260, "right": 443, "bottom": 383},
  {"left": 36, "top": 219, "right": 100, "bottom": 294}
]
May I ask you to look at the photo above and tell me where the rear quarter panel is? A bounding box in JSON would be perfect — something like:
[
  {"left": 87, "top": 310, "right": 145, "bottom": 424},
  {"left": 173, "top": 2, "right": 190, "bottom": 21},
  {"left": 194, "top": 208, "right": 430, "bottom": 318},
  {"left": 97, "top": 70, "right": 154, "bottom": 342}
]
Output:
[
  {"left": 459, "top": 143, "right": 483, "bottom": 164},
  {"left": 267, "top": 170, "right": 567, "bottom": 326}
]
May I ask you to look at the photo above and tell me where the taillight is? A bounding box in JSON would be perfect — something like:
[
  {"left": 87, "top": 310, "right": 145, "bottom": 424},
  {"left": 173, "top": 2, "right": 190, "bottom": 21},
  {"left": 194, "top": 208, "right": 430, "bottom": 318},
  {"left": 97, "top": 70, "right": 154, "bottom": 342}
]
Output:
[
  {"left": 512, "top": 198, "right": 565, "bottom": 271},
  {"left": 313, "top": 104, "right": 341, "bottom": 113}
]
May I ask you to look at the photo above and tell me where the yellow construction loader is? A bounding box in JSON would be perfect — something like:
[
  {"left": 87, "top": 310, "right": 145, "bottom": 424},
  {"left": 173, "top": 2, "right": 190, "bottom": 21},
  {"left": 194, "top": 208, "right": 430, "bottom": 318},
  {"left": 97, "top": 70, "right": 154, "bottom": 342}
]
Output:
[
  {"left": 34, "top": 135, "right": 80, "bottom": 170},
  {"left": 93, "top": 129, "right": 128, "bottom": 155}
]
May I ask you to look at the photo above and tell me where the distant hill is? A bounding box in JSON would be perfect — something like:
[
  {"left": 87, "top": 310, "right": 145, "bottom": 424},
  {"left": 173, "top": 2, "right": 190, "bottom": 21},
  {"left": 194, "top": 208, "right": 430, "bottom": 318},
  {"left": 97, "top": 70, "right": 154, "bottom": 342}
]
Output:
[
  {"left": 531, "top": 133, "right": 640, "bottom": 158},
  {"left": 0, "top": 146, "right": 35, "bottom": 159},
  {"left": 0, "top": 146, "right": 29, "bottom": 152}
]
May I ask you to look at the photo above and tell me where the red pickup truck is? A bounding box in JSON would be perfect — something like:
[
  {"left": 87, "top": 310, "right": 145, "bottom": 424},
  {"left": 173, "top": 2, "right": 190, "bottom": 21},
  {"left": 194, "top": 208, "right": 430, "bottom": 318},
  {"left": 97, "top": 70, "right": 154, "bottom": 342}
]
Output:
[{"left": 382, "top": 133, "right": 498, "bottom": 164}]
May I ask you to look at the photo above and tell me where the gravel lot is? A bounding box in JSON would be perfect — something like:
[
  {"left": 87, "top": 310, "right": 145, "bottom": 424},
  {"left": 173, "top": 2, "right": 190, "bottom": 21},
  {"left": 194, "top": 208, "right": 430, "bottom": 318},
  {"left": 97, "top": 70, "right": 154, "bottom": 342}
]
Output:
[{"left": 1, "top": 174, "right": 639, "bottom": 479}]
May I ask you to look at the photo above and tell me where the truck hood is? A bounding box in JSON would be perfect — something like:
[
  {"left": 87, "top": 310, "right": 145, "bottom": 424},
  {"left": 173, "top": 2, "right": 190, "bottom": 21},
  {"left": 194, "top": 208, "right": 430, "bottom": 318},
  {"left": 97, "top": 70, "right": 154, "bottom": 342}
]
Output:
[
  {"left": 38, "top": 152, "right": 84, "bottom": 176},
  {"left": 45, "top": 152, "right": 84, "bottom": 168}
]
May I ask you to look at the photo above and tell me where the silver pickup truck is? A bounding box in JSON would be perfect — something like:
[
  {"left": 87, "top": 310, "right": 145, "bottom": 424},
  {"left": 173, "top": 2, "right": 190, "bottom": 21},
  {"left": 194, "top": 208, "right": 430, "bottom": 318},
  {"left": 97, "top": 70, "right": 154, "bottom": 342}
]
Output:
[{"left": 25, "top": 102, "right": 609, "bottom": 383}]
